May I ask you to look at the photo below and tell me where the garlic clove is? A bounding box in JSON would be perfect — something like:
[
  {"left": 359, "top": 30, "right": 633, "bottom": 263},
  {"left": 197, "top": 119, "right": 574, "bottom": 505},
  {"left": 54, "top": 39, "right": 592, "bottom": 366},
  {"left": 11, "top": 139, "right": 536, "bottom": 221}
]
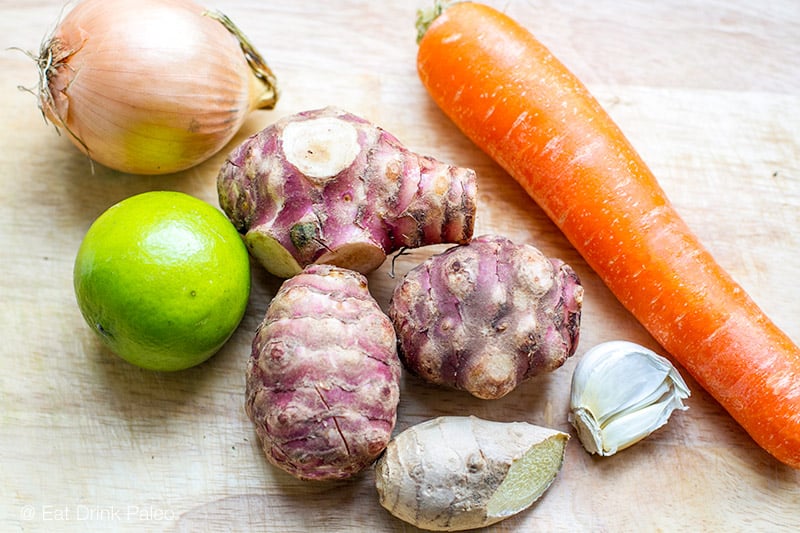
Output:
[{"left": 569, "top": 340, "right": 690, "bottom": 456}]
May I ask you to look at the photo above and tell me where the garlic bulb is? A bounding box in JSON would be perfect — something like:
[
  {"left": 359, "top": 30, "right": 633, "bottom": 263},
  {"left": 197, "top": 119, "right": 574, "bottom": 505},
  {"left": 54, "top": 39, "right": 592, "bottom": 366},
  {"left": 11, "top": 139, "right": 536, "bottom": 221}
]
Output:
[
  {"left": 569, "top": 340, "right": 690, "bottom": 456},
  {"left": 33, "top": 0, "right": 278, "bottom": 175}
]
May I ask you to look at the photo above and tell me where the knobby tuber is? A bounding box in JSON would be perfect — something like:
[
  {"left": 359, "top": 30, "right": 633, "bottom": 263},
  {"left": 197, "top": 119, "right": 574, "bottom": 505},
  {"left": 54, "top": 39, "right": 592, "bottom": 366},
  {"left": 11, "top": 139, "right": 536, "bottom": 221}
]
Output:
[
  {"left": 245, "top": 264, "right": 401, "bottom": 481},
  {"left": 217, "top": 106, "right": 477, "bottom": 278},
  {"left": 375, "top": 416, "right": 569, "bottom": 531},
  {"left": 389, "top": 234, "right": 583, "bottom": 399}
]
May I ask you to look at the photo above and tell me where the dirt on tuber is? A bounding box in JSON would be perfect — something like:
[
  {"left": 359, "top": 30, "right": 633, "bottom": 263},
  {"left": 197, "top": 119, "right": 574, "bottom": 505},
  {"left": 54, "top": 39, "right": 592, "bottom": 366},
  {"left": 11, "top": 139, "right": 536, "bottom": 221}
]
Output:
[
  {"left": 217, "top": 106, "right": 477, "bottom": 278},
  {"left": 245, "top": 264, "right": 401, "bottom": 481},
  {"left": 375, "top": 415, "right": 569, "bottom": 531},
  {"left": 389, "top": 234, "right": 583, "bottom": 399}
]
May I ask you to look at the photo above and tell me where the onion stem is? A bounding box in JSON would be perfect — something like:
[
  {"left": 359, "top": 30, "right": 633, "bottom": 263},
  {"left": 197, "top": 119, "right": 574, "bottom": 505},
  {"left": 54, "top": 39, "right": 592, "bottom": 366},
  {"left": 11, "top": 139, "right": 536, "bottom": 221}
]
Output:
[{"left": 204, "top": 10, "right": 279, "bottom": 110}]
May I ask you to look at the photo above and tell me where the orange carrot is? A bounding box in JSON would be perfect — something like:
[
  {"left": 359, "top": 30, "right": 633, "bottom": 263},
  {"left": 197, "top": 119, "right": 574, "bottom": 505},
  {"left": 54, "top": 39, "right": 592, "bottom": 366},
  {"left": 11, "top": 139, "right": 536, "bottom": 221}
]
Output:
[{"left": 416, "top": 1, "right": 800, "bottom": 469}]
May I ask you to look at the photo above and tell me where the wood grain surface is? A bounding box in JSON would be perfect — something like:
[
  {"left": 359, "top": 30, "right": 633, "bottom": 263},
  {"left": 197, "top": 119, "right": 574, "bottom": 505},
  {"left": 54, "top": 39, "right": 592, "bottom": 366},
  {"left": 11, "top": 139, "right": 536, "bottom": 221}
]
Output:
[{"left": 1, "top": 1, "right": 798, "bottom": 531}]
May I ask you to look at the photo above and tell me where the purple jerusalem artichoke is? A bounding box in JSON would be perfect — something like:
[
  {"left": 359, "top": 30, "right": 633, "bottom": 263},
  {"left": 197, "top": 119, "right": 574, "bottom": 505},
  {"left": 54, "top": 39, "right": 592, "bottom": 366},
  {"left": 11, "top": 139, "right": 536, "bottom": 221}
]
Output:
[
  {"left": 389, "top": 235, "right": 583, "bottom": 400},
  {"left": 217, "top": 106, "right": 477, "bottom": 278},
  {"left": 245, "top": 264, "right": 401, "bottom": 481}
]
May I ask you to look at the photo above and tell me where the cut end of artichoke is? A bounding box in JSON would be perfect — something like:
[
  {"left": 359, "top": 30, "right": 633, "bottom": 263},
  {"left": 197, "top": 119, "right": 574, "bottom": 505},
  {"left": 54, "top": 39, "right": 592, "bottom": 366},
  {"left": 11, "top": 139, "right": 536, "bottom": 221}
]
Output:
[{"left": 245, "top": 230, "right": 302, "bottom": 279}]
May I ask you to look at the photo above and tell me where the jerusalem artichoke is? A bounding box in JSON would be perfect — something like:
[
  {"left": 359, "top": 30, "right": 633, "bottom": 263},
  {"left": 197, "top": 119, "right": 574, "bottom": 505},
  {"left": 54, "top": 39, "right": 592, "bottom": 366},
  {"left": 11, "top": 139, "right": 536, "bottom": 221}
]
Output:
[
  {"left": 217, "top": 106, "right": 477, "bottom": 278},
  {"left": 375, "top": 416, "right": 569, "bottom": 531},
  {"left": 389, "top": 235, "right": 583, "bottom": 399},
  {"left": 245, "top": 264, "right": 401, "bottom": 481}
]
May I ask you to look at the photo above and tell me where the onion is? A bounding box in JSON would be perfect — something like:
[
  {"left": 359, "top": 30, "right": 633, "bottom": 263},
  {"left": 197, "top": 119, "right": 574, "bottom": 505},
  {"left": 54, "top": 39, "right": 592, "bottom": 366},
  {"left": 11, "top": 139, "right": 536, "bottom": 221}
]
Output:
[{"left": 33, "top": 0, "right": 278, "bottom": 175}]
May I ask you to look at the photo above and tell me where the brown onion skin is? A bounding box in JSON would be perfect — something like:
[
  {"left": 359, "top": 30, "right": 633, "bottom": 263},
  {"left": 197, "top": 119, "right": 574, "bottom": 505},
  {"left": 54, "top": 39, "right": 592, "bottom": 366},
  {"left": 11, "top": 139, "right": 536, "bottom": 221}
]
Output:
[{"left": 39, "top": 0, "right": 274, "bottom": 175}]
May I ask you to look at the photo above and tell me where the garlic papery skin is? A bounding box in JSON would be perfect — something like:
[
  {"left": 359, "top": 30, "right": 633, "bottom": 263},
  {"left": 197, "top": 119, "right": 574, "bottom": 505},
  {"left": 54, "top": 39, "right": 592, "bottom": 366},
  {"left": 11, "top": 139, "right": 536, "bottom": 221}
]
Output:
[
  {"left": 34, "top": 0, "right": 278, "bottom": 175},
  {"left": 568, "top": 340, "right": 690, "bottom": 456}
]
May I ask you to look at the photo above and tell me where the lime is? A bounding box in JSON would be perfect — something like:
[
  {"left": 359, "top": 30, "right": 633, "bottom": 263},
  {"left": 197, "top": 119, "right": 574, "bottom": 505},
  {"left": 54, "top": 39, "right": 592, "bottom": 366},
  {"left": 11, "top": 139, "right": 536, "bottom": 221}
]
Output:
[{"left": 74, "top": 191, "right": 251, "bottom": 371}]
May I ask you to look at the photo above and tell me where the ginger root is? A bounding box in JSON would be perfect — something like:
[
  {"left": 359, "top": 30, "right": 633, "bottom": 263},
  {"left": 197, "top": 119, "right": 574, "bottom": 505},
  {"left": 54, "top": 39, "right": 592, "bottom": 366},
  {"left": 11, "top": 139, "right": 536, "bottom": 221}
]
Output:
[
  {"left": 245, "top": 264, "right": 401, "bottom": 480},
  {"left": 375, "top": 416, "right": 569, "bottom": 531},
  {"left": 217, "top": 106, "right": 477, "bottom": 278},
  {"left": 389, "top": 234, "right": 583, "bottom": 399}
]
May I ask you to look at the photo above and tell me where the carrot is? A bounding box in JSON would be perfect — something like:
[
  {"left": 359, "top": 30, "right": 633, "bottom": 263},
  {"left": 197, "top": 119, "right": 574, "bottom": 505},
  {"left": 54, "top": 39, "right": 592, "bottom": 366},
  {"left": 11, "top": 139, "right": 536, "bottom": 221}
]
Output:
[{"left": 416, "top": 1, "right": 800, "bottom": 469}]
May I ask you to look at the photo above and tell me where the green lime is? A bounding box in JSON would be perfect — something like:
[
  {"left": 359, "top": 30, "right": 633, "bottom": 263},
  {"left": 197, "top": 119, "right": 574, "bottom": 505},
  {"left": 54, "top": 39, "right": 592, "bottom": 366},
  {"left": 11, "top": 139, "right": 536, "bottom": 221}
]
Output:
[{"left": 74, "top": 191, "right": 251, "bottom": 371}]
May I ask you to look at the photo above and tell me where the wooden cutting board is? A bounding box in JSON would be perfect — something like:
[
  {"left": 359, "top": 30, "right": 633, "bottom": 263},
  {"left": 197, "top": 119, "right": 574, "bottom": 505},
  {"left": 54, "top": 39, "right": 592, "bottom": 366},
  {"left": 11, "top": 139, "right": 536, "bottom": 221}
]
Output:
[{"left": 1, "top": 1, "right": 798, "bottom": 531}]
